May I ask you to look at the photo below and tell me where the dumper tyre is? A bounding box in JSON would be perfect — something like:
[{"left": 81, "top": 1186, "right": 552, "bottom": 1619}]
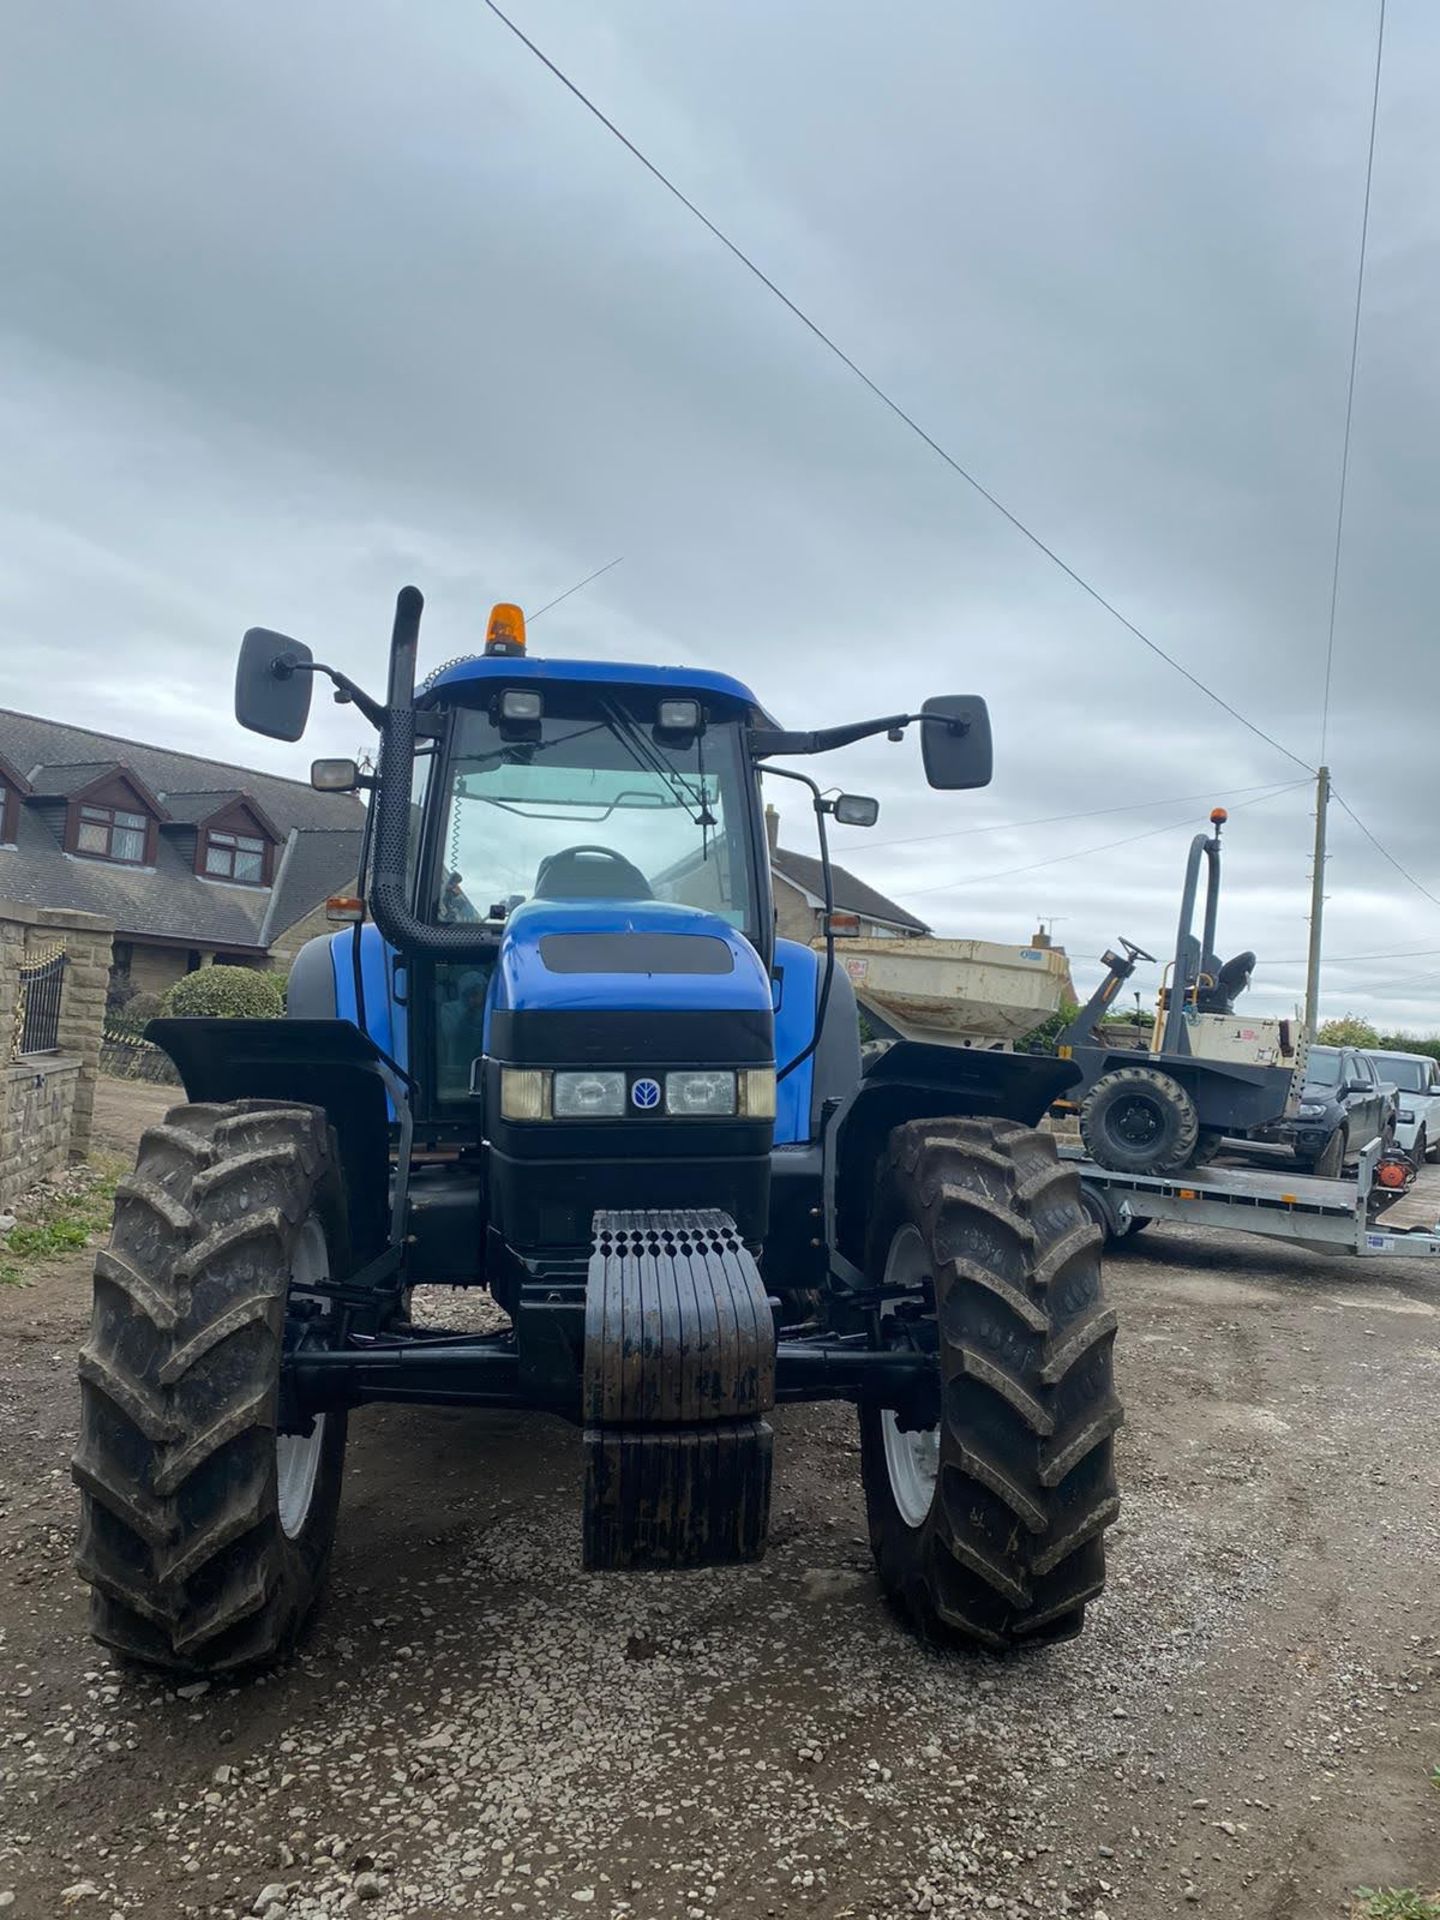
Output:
[
  {"left": 73, "top": 1100, "right": 350, "bottom": 1675},
  {"left": 1079, "top": 1065, "right": 1199, "bottom": 1174},
  {"left": 859, "top": 1119, "right": 1122, "bottom": 1651}
]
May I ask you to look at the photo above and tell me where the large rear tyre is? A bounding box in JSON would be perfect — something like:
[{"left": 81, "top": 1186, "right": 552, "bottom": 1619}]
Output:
[
  {"left": 72, "top": 1101, "right": 350, "bottom": 1675},
  {"left": 1079, "top": 1066, "right": 1199, "bottom": 1174},
  {"left": 859, "top": 1120, "right": 1122, "bottom": 1651}
]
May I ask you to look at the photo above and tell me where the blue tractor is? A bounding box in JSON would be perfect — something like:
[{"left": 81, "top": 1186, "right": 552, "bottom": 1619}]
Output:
[{"left": 73, "top": 589, "right": 1121, "bottom": 1672}]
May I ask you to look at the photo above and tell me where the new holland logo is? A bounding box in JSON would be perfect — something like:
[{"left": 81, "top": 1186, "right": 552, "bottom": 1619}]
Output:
[{"left": 631, "top": 1077, "right": 661, "bottom": 1111}]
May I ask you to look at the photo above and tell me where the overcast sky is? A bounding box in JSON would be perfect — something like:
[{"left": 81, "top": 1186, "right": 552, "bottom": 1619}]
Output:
[{"left": 3, "top": 1, "right": 1437, "bottom": 1026}]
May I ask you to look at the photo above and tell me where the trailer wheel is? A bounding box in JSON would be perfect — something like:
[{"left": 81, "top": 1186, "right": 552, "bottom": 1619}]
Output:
[
  {"left": 72, "top": 1101, "right": 350, "bottom": 1675},
  {"left": 1079, "top": 1066, "right": 1199, "bottom": 1174},
  {"left": 859, "top": 1120, "right": 1122, "bottom": 1650}
]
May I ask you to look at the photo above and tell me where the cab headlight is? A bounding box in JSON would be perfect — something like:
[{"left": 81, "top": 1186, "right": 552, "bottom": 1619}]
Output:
[
  {"left": 554, "top": 1070, "right": 627, "bottom": 1118},
  {"left": 665, "top": 1070, "right": 736, "bottom": 1116},
  {"left": 1398, "top": 1107, "right": 1415, "bottom": 1124},
  {"left": 1298, "top": 1101, "right": 1325, "bottom": 1118}
]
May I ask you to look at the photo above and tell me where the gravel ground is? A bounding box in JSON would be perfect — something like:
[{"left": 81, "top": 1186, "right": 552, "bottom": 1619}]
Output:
[{"left": 1, "top": 1081, "right": 1437, "bottom": 1918}]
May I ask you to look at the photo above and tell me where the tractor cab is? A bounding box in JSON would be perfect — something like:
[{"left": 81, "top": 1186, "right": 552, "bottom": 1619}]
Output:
[
  {"left": 411, "top": 644, "right": 781, "bottom": 1254},
  {"left": 414, "top": 645, "right": 774, "bottom": 1127}
]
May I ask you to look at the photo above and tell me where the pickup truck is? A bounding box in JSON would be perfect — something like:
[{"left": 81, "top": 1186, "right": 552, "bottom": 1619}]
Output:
[
  {"left": 1284, "top": 1044, "right": 1397, "bottom": 1176},
  {"left": 1362, "top": 1048, "right": 1440, "bottom": 1162}
]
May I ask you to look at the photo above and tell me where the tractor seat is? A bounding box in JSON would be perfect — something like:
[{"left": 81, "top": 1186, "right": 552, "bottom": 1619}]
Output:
[{"left": 532, "top": 846, "right": 654, "bottom": 901}]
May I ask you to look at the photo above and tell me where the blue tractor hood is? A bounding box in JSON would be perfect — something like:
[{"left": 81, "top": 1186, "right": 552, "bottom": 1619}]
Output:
[{"left": 491, "top": 898, "right": 773, "bottom": 1017}]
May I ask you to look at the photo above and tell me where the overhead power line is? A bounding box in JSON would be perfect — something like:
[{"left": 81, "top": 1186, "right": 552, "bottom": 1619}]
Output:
[
  {"left": 529, "top": 554, "right": 624, "bottom": 621},
  {"left": 481, "top": 0, "right": 1314, "bottom": 778},
  {"left": 1319, "top": 0, "right": 1387, "bottom": 763},
  {"left": 1265, "top": 945, "right": 1440, "bottom": 969},
  {"left": 897, "top": 779, "right": 1308, "bottom": 899},
  {"left": 834, "top": 781, "right": 1294, "bottom": 857},
  {"left": 1332, "top": 791, "right": 1440, "bottom": 914}
]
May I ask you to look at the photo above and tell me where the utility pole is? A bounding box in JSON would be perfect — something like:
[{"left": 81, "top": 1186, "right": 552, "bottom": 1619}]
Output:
[{"left": 1304, "top": 766, "right": 1330, "bottom": 1039}]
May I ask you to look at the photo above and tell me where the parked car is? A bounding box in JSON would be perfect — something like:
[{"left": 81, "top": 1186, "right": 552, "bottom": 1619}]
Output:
[
  {"left": 1285, "top": 1045, "right": 1396, "bottom": 1176},
  {"left": 1362, "top": 1049, "right": 1440, "bottom": 1162}
]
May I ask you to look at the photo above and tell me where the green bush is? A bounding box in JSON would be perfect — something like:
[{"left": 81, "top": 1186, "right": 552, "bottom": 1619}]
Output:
[
  {"left": 124, "top": 991, "right": 165, "bottom": 1025},
  {"left": 1020, "top": 1001, "right": 1080, "bottom": 1055},
  {"left": 162, "top": 967, "right": 284, "bottom": 1019},
  {"left": 1317, "top": 1015, "right": 1381, "bottom": 1048}
]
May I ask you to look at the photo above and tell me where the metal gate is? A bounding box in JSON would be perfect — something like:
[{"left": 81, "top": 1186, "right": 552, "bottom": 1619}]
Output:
[{"left": 13, "top": 944, "right": 67, "bottom": 1058}]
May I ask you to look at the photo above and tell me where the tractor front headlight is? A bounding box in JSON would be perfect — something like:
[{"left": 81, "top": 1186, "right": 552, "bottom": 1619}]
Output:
[
  {"left": 500, "top": 1068, "right": 552, "bottom": 1121},
  {"left": 665, "top": 1070, "right": 737, "bottom": 1116},
  {"left": 739, "top": 1067, "right": 777, "bottom": 1120},
  {"left": 554, "top": 1070, "right": 627, "bottom": 1118}
]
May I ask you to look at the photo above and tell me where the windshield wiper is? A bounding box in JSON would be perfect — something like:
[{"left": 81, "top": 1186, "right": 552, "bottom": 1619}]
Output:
[{"left": 599, "top": 698, "right": 713, "bottom": 830}]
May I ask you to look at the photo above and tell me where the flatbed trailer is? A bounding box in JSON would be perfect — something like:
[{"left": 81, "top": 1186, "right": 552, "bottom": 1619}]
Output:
[{"left": 1065, "top": 1138, "right": 1440, "bottom": 1260}]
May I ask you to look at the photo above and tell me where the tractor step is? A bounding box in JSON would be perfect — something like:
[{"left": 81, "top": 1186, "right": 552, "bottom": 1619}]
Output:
[{"left": 582, "top": 1209, "right": 775, "bottom": 1571}]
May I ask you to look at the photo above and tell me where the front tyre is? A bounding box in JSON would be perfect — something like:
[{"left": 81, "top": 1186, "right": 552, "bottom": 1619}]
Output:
[
  {"left": 859, "top": 1120, "right": 1122, "bottom": 1650},
  {"left": 1079, "top": 1066, "right": 1199, "bottom": 1174},
  {"left": 73, "top": 1102, "right": 350, "bottom": 1675}
]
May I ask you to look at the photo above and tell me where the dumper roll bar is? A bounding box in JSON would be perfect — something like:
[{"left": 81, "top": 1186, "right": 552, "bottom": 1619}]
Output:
[{"left": 1159, "top": 816, "right": 1224, "bottom": 1055}]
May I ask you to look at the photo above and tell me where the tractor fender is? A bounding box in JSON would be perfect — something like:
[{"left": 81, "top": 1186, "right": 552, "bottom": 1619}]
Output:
[
  {"left": 824, "top": 1041, "right": 1079, "bottom": 1273},
  {"left": 144, "top": 1015, "right": 403, "bottom": 1266}
]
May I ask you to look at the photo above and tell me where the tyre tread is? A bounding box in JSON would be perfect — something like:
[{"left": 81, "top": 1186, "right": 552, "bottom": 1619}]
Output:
[
  {"left": 860, "top": 1117, "right": 1122, "bottom": 1650},
  {"left": 71, "top": 1098, "right": 345, "bottom": 1673}
]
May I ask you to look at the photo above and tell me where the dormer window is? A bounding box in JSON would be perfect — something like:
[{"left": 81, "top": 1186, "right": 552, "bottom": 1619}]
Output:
[
  {"left": 77, "top": 803, "right": 150, "bottom": 864},
  {"left": 0, "top": 753, "right": 31, "bottom": 844},
  {"left": 204, "top": 828, "right": 267, "bottom": 884}
]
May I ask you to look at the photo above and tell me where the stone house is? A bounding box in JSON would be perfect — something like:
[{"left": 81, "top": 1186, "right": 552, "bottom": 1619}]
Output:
[
  {"left": 766, "top": 806, "right": 929, "bottom": 945},
  {"left": 0, "top": 709, "right": 364, "bottom": 1000}
]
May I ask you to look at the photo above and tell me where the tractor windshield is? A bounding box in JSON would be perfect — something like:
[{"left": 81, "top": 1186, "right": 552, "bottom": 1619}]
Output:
[{"left": 433, "top": 695, "right": 760, "bottom": 937}]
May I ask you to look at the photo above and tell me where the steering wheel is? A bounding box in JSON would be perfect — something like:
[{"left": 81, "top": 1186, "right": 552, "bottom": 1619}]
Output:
[
  {"left": 533, "top": 844, "right": 654, "bottom": 901},
  {"left": 1120, "top": 938, "right": 1157, "bottom": 965}
]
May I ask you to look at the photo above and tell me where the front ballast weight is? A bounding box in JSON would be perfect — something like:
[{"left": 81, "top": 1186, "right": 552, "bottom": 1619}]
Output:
[{"left": 582, "top": 1210, "right": 775, "bottom": 1571}]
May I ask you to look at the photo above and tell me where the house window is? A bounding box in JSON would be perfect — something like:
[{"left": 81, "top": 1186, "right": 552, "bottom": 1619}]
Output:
[
  {"left": 204, "top": 829, "right": 267, "bottom": 883},
  {"left": 0, "top": 781, "right": 9, "bottom": 842},
  {"left": 76, "top": 804, "right": 149, "bottom": 864}
]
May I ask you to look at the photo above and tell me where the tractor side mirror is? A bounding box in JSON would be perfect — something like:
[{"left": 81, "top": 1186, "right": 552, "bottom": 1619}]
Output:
[
  {"left": 833, "top": 794, "right": 880, "bottom": 827},
  {"left": 236, "top": 628, "right": 315, "bottom": 741},
  {"left": 920, "top": 695, "right": 992, "bottom": 790}
]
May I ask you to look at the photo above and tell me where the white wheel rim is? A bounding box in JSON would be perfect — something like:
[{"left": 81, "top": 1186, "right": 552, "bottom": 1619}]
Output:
[
  {"left": 277, "top": 1217, "right": 329, "bottom": 1540},
  {"left": 878, "top": 1223, "right": 940, "bottom": 1530}
]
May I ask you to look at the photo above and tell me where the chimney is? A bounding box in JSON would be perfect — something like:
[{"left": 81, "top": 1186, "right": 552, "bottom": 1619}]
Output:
[
  {"left": 1031, "top": 924, "right": 1052, "bottom": 949},
  {"left": 764, "top": 803, "right": 780, "bottom": 854}
]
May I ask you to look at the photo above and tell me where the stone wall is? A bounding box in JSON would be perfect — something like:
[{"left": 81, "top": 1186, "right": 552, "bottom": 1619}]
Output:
[
  {"left": 0, "top": 898, "right": 115, "bottom": 1202},
  {"left": 126, "top": 942, "right": 191, "bottom": 999},
  {"left": 773, "top": 871, "right": 820, "bottom": 944},
  {"left": 1, "top": 1058, "right": 81, "bottom": 1209}
]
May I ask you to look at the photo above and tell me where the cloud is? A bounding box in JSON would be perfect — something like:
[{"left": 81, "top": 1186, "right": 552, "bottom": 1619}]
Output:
[{"left": 1, "top": 0, "right": 1436, "bottom": 1025}]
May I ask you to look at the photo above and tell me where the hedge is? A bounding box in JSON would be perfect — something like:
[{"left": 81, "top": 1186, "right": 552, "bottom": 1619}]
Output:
[{"left": 161, "top": 967, "right": 284, "bottom": 1019}]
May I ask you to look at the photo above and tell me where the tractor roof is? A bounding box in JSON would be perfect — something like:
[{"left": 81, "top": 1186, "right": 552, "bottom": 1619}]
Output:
[{"left": 421, "top": 653, "right": 773, "bottom": 721}]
